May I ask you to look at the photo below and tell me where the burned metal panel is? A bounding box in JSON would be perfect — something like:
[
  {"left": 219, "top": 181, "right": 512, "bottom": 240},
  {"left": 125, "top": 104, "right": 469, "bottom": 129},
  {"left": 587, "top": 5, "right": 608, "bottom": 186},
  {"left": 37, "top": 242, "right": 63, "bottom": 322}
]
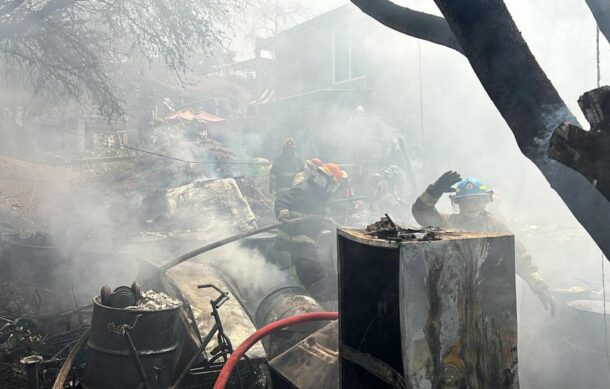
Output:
[
  {"left": 268, "top": 322, "right": 339, "bottom": 389},
  {"left": 337, "top": 229, "right": 518, "bottom": 389},
  {"left": 399, "top": 234, "right": 518, "bottom": 388},
  {"left": 337, "top": 230, "right": 402, "bottom": 389},
  {"left": 165, "top": 178, "right": 256, "bottom": 233}
]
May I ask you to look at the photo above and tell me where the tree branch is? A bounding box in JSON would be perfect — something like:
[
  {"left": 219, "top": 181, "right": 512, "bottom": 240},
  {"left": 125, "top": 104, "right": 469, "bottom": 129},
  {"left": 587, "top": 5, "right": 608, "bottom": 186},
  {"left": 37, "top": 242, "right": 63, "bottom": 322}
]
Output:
[
  {"left": 356, "top": 0, "right": 610, "bottom": 261},
  {"left": 350, "top": 0, "right": 463, "bottom": 54},
  {"left": 0, "top": 0, "right": 27, "bottom": 17},
  {"left": 431, "top": 0, "right": 610, "bottom": 261},
  {"left": 0, "top": 0, "right": 80, "bottom": 38},
  {"left": 585, "top": 0, "right": 610, "bottom": 44}
]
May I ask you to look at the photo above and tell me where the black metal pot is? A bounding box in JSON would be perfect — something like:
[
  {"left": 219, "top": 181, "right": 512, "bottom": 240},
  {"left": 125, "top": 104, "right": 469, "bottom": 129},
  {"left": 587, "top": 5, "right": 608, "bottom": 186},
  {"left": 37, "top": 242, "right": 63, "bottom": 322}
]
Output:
[{"left": 82, "top": 296, "right": 183, "bottom": 389}]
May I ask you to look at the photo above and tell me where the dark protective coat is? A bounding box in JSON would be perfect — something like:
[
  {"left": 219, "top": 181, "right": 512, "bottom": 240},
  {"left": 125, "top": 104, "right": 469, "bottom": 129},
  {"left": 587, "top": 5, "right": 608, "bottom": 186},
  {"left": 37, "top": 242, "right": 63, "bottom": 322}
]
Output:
[
  {"left": 273, "top": 181, "right": 331, "bottom": 287},
  {"left": 269, "top": 152, "right": 304, "bottom": 193}
]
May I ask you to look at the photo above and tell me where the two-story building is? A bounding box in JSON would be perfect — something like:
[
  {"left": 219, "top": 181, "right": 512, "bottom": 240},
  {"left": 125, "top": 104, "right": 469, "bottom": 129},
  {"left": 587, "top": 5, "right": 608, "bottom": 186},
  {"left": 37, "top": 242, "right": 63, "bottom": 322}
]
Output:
[{"left": 252, "top": 4, "right": 425, "bottom": 167}]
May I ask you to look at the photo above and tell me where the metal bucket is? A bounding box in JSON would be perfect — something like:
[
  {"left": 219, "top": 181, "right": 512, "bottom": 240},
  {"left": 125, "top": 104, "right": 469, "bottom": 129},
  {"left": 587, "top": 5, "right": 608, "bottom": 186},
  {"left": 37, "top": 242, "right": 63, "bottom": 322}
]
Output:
[
  {"left": 82, "top": 296, "right": 183, "bottom": 389},
  {"left": 564, "top": 299, "right": 610, "bottom": 352}
]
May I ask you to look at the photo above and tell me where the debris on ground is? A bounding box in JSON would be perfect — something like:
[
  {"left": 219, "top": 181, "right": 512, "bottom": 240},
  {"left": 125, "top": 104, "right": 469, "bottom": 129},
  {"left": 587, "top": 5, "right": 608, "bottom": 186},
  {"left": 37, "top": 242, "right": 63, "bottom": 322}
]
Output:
[
  {"left": 0, "top": 281, "right": 88, "bottom": 388},
  {"left": 365, "top": 214, "right": 441, "bottom": 241},
  {"left": 126, "top": 290, "right": 181, "bottom": 311}
]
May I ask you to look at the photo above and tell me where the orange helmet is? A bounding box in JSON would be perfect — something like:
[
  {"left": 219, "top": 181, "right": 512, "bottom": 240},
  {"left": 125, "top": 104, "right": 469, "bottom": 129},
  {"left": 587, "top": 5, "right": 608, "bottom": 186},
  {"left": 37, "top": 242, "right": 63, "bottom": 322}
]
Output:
[
  {"left": 310, "top": 158, "right": 323, "bottom": 167},
  {"left": 320, "top": 163, "right": 343, "bottom": 183},
  {"left": 283, "top": 137, "right": 296, "bottom": 149}
]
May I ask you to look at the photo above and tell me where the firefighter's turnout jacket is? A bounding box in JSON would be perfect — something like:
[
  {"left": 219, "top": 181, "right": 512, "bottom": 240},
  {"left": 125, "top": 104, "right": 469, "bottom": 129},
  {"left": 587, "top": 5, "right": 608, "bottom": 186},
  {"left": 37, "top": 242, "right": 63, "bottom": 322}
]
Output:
[
  {"left": 273, "top": 180, "right": 330, "bottom": 286},
  {"left": 412, "top": 185, "right": 546, "bottom": 292},
  {"left": 269, "top": 152, "right": 304, "bottom": 194}
]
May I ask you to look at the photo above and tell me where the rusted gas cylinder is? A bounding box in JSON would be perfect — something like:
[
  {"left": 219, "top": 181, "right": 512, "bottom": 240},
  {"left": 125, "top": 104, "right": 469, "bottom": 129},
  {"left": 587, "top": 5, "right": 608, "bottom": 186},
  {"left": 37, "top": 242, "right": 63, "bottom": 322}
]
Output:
[{"left": 82, "top": 296, "right": 183, "bottom": 389}]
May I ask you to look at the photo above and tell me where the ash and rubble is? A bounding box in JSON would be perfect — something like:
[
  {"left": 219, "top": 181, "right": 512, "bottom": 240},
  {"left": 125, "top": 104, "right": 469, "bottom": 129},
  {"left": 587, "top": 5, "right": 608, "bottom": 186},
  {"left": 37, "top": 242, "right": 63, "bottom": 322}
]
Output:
[
  {"left": 125, "top": 290, "right": 181, "bottom": 311},
  {"left": 0, "top": 3, "right": 608, "bottom": 388},
  {"left": 365, "top": 214, "right": 443, "bottom": 241}
]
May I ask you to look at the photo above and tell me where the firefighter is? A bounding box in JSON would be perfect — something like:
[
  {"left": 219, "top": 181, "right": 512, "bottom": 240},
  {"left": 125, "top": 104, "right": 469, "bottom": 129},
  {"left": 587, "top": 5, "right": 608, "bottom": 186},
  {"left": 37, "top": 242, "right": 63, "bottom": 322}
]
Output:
[
  {"left": 292, "top": 158, "right": 324, "bottom": 187},
  {"left": 412, "top": 171, "right": 556, "bottom": 315},
  {"left": 269, "top": 138, "right": 305, "bottom": 196},
  {"left": 274, "top": 163, "right": 343, "bottom": 293},
  {"left": 372, "top": 165, "right": 407, "bottom": 217}
]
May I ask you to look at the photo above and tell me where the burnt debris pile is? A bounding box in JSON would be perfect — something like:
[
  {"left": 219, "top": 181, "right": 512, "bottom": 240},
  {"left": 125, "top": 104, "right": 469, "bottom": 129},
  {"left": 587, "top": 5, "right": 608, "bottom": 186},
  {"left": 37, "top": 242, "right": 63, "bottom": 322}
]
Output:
[{"left": 365, "top": 214, "right": 442, "bottom": 241}]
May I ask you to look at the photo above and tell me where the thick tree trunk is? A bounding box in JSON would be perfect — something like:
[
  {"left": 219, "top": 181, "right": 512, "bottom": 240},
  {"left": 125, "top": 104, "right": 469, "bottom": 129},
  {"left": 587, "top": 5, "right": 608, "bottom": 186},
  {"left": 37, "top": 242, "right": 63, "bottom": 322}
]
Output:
[
  {"left": 353, "top": 0, "right": 610, "bottom": 260},
  {"left": 585, "top": 0, "right": 610, "bottom": 44}
]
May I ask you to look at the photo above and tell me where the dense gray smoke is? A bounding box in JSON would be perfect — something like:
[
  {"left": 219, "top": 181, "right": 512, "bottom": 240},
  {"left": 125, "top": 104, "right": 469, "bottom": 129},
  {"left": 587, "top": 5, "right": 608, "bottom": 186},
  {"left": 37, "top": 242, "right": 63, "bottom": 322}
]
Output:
[{"left": 1, "top": 0, "right": 609, "bottom": 387}]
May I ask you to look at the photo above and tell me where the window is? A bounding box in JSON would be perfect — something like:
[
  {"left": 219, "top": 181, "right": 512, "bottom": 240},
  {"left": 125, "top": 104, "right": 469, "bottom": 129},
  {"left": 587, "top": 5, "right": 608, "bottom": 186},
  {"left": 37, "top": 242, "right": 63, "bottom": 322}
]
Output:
[{"left": 333, "top": 24, "right": 366, "bottom": 83}]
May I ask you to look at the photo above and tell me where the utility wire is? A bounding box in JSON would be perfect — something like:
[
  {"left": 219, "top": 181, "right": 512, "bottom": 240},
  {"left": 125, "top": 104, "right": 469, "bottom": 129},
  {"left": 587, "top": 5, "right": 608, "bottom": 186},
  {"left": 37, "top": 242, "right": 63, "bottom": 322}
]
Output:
[
  {"left": 602, "top": 252, "right": 610, "bottom": 370},
  {"left": 417, "top": 42, "right": 425, "bottom": 154},
  {"left": 597, "top": 23, "right": 609, "bottom": 372},
  {"left": 60, "top": 129, "right": 271, "bottom": 165}
]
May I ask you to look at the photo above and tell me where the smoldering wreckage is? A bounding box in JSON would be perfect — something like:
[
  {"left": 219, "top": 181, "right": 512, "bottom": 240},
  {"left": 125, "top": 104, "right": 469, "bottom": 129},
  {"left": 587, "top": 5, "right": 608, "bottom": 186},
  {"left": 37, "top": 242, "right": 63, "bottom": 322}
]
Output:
[
  {"left": 2, "top": 117, "right": 610, "bottom": 389},
  {"left": 3, "top": 5, "right": 610, "bottom": 389}
]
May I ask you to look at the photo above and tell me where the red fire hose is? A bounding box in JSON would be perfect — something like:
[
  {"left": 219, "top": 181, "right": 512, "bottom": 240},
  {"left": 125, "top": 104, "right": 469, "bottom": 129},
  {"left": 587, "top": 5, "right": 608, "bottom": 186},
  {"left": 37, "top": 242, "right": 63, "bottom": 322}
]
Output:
[{"left": 213, "top": 311, "right": 339, "bottom": 389}]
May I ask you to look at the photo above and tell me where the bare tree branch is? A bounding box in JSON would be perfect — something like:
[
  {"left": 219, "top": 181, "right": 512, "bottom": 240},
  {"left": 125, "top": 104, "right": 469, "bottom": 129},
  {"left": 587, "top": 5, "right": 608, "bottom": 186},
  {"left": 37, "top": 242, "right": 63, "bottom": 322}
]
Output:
[
  {"left": 0, "top": 0, "right": 239, "bottom": 119},
  {"left": 356, "top": 0, "right": 610, "bottom": 261},
  {"left": 351, "top": 0, "right": 463, "bottom": 54},
  {"left": 0, "top": 0, "right": 27, "bottom": 17}
]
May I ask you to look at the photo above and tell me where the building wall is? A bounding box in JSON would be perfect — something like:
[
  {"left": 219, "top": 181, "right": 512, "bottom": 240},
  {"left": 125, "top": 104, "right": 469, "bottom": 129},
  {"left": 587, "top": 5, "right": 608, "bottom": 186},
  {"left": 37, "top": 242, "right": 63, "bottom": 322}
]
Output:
[{"left": 259, "top": 5, "right": 421, "bottom": 164}]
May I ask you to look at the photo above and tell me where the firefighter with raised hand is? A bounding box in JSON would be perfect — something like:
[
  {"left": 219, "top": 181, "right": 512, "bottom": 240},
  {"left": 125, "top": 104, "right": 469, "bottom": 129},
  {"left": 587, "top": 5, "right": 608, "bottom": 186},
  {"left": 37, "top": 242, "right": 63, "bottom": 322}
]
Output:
[
  {"left": 274, "top": 163, "right": 344, "bottom": 292},
  {"left": 412, "top": 171, "right": 556, "bottom": 315},
  {"left": 269, "top": 138, "right": 305, "bottom": 196}
]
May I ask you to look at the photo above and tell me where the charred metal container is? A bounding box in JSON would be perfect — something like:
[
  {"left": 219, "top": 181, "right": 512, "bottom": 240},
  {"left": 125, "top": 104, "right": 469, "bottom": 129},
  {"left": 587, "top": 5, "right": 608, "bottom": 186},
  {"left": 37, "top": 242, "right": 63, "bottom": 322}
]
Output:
[
  {"left": 255, "top": 286, "right": 325, "bottom": 358},
  {"left": 82, "top": 296, "right": 183, "bottom": 389},
  {"left": 337, "top": 228, "right": 518, "bottom": 389}
]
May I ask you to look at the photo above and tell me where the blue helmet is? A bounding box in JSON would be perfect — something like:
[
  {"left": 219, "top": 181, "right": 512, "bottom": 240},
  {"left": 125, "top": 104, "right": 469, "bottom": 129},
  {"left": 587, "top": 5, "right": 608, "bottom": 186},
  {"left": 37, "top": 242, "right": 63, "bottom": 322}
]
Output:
[{"left": 452, "top": 177, "right": 493, "bottom": 200}]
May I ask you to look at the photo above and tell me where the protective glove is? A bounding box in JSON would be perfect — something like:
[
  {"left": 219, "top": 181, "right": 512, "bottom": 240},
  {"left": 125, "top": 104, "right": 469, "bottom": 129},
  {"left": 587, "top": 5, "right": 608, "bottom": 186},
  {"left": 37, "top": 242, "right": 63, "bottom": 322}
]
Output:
[
  {"left": 431, "top": 171, "right": 462, "bottom": 194},
  {"left": 293, "top": 257, "right": 326, "bottom": 287},
  {"left": 534, "top": 285, "right": 557, "bottom": 316},
  {"left": 277, "top": 209, "right": 291, "bottom": 222}
]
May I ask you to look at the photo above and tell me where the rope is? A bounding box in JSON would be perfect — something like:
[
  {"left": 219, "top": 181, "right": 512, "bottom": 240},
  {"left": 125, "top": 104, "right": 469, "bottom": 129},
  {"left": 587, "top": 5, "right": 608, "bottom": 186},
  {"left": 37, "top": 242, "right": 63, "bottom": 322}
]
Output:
[
  {"left": 602, "top": 252, "right": 610, "bottom": 370},
  {"left": 597, "top": 26, "right": 601, "bottom": 87},
  {"left": 417, "top": 42, "right": 425, "bottom": 149},
  {"left": 60, "top": 129, "right": 270, "bottom": 166}
]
